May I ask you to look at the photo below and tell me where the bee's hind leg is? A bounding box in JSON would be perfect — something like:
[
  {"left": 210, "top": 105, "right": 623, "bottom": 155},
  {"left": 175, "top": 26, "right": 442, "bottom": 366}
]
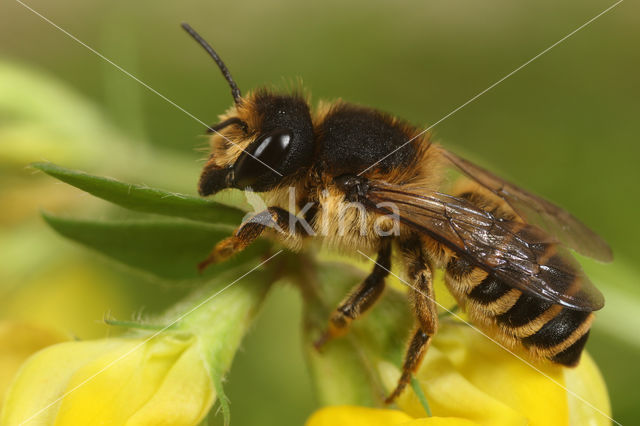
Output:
[
  {"left": 314, "top": 239, "right": 392, "bottom": 350},
  {"left": 198, "top": 206, "right": 304, "bottom": 272},
  {"left": 386, "top": 237, "right": 438, "bottom": 404}
]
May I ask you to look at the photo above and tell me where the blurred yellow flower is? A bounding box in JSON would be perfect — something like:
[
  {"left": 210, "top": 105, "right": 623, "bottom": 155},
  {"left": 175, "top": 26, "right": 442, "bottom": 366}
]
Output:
[
  {"left": 0, "top": 321, "right": 69, "bottom": 407},
  {"left": 1, "top": 333, "right": 215, "bottom": 426},
  {"left": 307, "top": 321, "right": 611, "bottom": 426}
]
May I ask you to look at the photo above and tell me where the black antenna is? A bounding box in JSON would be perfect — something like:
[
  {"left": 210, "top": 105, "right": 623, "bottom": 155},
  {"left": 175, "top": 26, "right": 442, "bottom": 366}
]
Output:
[{"left": 181, "top": 23, "right": 242, "bottom": 104}]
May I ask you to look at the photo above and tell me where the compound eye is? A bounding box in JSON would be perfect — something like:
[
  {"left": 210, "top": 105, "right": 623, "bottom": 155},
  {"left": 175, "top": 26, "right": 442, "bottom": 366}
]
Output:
[{"left": 233, "top": 129, "right": 292, "bottom": 188}]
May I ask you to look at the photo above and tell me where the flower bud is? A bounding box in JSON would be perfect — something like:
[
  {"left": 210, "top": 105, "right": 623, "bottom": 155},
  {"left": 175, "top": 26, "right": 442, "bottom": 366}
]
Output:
[{"left": 1, "top": 333, "right": 214, "bottom": 425}]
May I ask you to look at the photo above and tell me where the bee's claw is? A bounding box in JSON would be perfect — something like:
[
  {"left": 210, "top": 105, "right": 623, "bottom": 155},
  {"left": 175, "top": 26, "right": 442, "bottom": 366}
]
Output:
[
  {"left": 313, "top": 330, "right": 332, "bottom": 352},
  {"left": 197, "top": 262, "right": 208, "bottom": 274},
  {"left": 197, "top": 257, "right": 216, "bottom": 274}
]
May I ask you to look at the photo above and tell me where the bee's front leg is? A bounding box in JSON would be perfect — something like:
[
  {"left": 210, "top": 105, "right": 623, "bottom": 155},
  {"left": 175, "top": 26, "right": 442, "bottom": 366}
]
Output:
[
  {"left": 314, "top": 239, "right": 392, "bottom": 349},
  {"left": 198, "top": 206, "right": 304, "bottom": 272},
  {"left": 386, "top": 237, "right": 438, "bottom": 404}
]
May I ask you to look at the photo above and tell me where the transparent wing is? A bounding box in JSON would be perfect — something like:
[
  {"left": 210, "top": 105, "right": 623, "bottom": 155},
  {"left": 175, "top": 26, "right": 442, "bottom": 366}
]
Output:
[
  {"left": 367, "top": 183, "right": 604, "bottom": 311},
  {"left": 443, "top": 150, "right": 613, "bottom": 262}
]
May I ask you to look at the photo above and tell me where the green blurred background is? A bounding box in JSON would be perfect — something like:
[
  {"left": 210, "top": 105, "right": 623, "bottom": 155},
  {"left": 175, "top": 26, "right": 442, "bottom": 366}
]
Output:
[{"left": 1, "top": 0, "right": 638, "bottom": 424}]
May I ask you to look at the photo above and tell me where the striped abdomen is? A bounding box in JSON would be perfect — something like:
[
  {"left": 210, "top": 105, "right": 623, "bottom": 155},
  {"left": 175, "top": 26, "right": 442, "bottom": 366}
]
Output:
[{"left": 445, "top": 256, "right": 593, "bottom": 366}]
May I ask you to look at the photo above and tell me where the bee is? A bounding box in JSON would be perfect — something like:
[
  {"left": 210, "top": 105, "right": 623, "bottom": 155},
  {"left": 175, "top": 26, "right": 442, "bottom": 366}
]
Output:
[{"left": 182, "top": 23, "right": 612, "bottom": 402}]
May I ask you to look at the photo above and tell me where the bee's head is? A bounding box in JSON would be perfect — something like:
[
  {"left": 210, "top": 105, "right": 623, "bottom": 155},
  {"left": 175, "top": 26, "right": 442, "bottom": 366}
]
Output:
[
  {"left": 198, "top": 91, "right": 314, "bottom": 195},
  {"left": 182, "top": 23, "right": 314, "bottom": 196}
]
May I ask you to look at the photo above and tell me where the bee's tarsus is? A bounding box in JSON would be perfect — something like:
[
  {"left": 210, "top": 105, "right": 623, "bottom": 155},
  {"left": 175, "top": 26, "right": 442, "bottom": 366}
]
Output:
[{"left": 386, "top": 329, "right": 431, "bottom": 404}]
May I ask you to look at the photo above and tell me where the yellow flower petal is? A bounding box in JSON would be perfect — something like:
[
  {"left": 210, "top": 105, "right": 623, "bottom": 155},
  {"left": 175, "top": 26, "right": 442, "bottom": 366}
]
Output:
[
  {"left": 1, "top": 333, "right": 214, "bottom": 426},
  {"left": 305, "top": 406, "right": 413, "bottom": 426},
  {"left": 379, "top": 356, "right": 528, "bottom": 426},
  {"left": 379, "top": 322, "right": 609, "bottom": 426},
  {"left": 564, "top": 352, "right": 611, "bottom": 426},
  {"left": 402, "top": 419, "right": 479, "bottom": 426},
  {"left": 305, "top": 406, "right": 479, "bottom": 426}
]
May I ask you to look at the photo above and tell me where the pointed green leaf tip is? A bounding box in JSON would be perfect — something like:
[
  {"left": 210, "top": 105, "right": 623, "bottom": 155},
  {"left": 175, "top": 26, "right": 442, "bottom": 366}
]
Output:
[
  {"left": 31, "top": 162, "right": 243, "bottom": 225},
  {"left": 42, "top": 214, "right": 269, "bottom": 280}
]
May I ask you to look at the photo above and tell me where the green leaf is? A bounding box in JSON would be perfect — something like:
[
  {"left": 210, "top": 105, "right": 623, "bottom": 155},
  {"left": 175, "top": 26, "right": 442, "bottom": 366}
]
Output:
[
  {"left": 43, "top": 214, "right": 270, "bottom": 280},
  {"left": 32, "top": 162, "right": 243, "bottom": 225}
]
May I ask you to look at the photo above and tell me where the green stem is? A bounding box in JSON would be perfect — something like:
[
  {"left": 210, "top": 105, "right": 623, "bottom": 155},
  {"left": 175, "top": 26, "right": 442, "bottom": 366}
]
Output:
[
  {"left": 104, "top": 318, "right": 177, "bottom": 331},
  {"left": 411, "top": 376, "right": 432, "bottom": 417}
]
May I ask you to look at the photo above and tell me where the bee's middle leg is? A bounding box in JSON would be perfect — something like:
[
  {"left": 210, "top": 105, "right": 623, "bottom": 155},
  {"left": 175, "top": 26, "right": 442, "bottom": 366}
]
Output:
[
  {"left": 386, "top": 238, "right": 438, "bottom": 404},
  {"left": 314, "top": 239, "right": 392, "bottom": 349}
]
